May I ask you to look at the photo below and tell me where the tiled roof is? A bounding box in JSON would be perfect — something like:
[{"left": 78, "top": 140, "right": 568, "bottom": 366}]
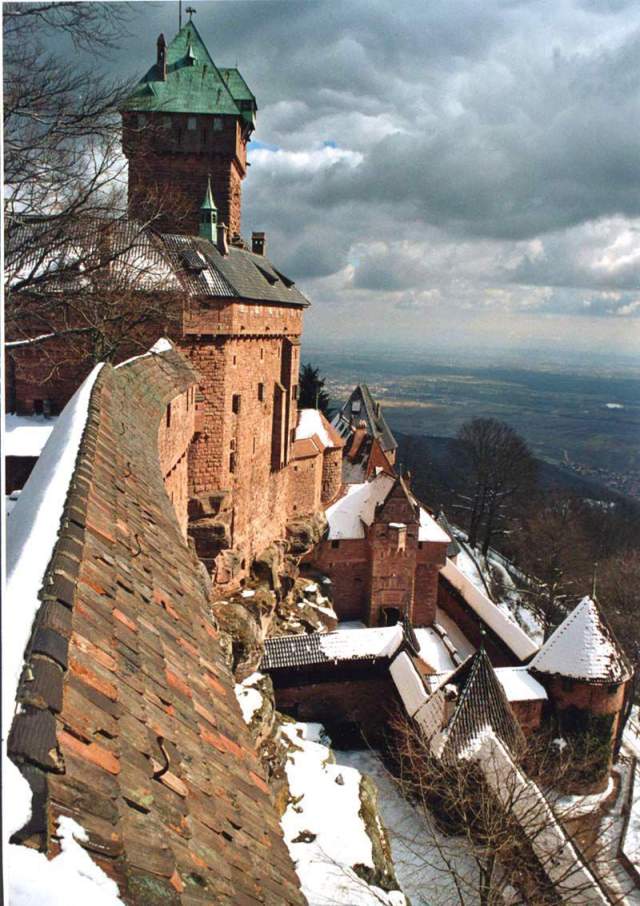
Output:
[
  {"left": 7, "top": 346, "right": 304, "bottom": 904},
  {"left": 5, "top": 217, "right": 182, "bottom": 295},
  {"left": 121, "top": 22, "right": 253, "bottom": 120},
  {"left": 261, "top": 624, "right": 410, "bottom": 671},
  {"left": 5, "top": 217, "right": 310, "bottom": 308},
  {"left": 154, "top": 233, "right": 310, "bottom": 306},
  {"left": 332, "top": 384, "right": 397, "bottom": 454},
  {"left": 430, "top": 649, "right": 525, "bottom": 764},
  {"left": 530, "top": 596, "right": 631, "bottom": 683}
]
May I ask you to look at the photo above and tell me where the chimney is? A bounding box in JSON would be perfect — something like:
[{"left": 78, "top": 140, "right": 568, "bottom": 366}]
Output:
[
  {"left": 157, "top": 34, "right": 167, "bottom": 81},
  {"left": 252, "top": 231, "right": 266, "bottom": 256},
  {"left": 217, "top": 221, "right": 229, "bottom": 256}
]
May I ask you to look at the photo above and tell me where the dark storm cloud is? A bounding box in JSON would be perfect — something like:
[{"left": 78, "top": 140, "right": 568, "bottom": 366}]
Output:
[{"left": 50, "top": 0, "right": 640, "bottom": 350}]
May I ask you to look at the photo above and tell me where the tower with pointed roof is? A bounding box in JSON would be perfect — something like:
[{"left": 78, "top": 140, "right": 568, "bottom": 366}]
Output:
[
  {"left": 530, "top": 596, "right": 632, "bottom": 791},
  {"left": 121, "top": 19, "right": 256, "bottom": 237}
]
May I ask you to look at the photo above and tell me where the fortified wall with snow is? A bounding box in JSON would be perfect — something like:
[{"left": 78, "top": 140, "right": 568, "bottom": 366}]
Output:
[{"left": 5, "top": 19, "right": 639, "bottom": 906}]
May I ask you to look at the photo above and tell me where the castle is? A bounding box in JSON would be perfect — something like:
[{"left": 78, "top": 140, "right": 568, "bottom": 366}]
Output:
[{"left": 5, "top": 18, "right": 637, "bottom": 906}]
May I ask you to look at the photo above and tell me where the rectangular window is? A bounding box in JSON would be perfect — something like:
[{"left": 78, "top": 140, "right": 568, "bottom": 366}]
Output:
[
  {"left": 292, "top": 385, "right": 298, "bottom": 400},
  {"left": 232, "top": 394, "right": 241, "bottom": 414},
  {"left": 187, "top": 116, "right": 197, "bottom": 130},
  {"left": 166, "top": 402, "right": 171, "bottom": 427},
  {"left": 331, "top": 540, "right": 340, "bottom": 549},
  {"left": 229, "top": 451, "right": 236, "bottom": 473},
  {"left": 258, "top": 382, "right": 265, "bottom": 402},
  {"left": 137, "top": 114, "right": 147, "bottom": 128},
  {"left": 213, "top": 117, "right": 223, "bottom": 131},
  {"left": 162, "top": 116, "right": 171, "bottom": 130}
]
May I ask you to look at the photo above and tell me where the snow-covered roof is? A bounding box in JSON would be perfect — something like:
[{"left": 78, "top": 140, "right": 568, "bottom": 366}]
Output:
[
  {"left": 296, "top": 409, "right": 343, "bottom": 450},
  {"left": 418, "top": 508, "right": 451, "bottom": 544},
  {"left": 415, "top": 628, "right": 460, "bottom": 673},
  {"left": 440, "top": 558, "right": 538, "bottom": 662},
  {"left": 495, "top": 667, "right": 547, "bottom": 702},
  {"left": 530, "top": 596, "right": 631, "bottom": 683},
  {"left": 389, "top": 652, "right": 429, "bottom": 717},
  {"left": 261, "top": 624, "right": 406, "bottom": 670},
  {"left": 326, "top": 473, "right": 395, "bottom": 540},
  {"left": 5, "top": 413, "right": 58, "bottom": 458}
]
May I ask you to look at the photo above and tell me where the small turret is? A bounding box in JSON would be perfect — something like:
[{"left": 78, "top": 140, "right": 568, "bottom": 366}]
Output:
[
  {"left": 157, "top": 34, "right": 167, "bottom": 81},
  {"left": 199, "top": 176, "right": 217, "bottom": 241}
]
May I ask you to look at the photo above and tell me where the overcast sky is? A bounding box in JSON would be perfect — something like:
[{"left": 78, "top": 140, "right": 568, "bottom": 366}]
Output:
[{"left": 104, "top": 1, "right": 640, "bottom": 362}]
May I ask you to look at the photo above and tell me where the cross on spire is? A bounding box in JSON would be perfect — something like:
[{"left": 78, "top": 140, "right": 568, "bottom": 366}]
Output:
[{"left": 186, "top": 6, "right": 196, "bottom": 20}]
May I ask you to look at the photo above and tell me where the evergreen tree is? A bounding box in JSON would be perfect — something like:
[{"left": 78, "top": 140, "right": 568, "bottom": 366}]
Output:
[{"left": 298, "top": 363, "right": 331, "bottom": 415}]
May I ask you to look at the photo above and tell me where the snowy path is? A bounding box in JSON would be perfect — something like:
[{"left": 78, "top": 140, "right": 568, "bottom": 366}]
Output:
[{"left": 335, "top": 749, "right": 479, "bottom": 906}]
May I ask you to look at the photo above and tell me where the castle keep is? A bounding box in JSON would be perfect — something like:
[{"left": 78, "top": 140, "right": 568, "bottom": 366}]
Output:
[{"left": 5, "top": 16, "right": 638, "bottom": 906}]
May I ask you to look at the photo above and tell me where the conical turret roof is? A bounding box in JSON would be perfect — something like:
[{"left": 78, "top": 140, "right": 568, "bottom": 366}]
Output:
[
  {"left": 435, "top": 648, "right": 524, "bottom": 764},
  {"left": 531, "top": 596, "right": 631, "bottom": 683}
]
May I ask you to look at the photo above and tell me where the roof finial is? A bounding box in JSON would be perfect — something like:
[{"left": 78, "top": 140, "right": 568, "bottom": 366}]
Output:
[
  {"left": 592, "top": 561, "right": 598, "bottom": 600},
  {"left": 199, "top": 175, "right": 217, "bottom": 241},
  {"left": 186, "top": 5, "right": 196, "bottom": 21}
]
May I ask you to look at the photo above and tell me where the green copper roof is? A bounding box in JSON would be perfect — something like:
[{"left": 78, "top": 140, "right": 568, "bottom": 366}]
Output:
[
  {"left": 121, "top": 21, "right": 255, "bottom": 118},
  {"left": 200, "top": 176, "right": 216, "bottom": 211},
  {"left": 219, "top": 68, "right": 255, "bottom": 103}
]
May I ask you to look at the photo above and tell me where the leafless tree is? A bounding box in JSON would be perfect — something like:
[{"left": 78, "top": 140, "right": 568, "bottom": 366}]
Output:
[
  {"left": 384, "top": 714, "right": 633, "bottom": 905},
  {"left": 3, "top": 3, "right": 193, "bottom": 395},
  {"left": 455, "top": 418, "right": 537, "bottom": 556}
]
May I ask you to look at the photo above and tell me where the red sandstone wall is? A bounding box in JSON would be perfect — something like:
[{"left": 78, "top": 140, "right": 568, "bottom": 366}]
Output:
[
  {"left": 309, "top": 539, "right": 370, "bottom": 622},
  {"left": 273, "top": 675, "right": 398, "bottom": 738},
  {"left": 157, "top": 385, "right": 196, "bottom": 536},
  {"left": 123, "top": 112, "right": 247, "bottom": 237},
  {"left": 413, "top": 563, "right": 440, "bottom": 626},
  {"left": 289, "top": 454, "right": 323, "bottom": 517},
  {"left": 510, "top": 699, "right": 543, "bottom": 736},
  {"left": 321, "top": 447, "right": 342, "bottom": 505},
  {"left": 179, "top": 306, "right": 302, "bottom": 583}
]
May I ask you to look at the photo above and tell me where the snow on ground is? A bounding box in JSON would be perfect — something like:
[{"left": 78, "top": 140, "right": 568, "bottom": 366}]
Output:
[
  {"left": 234, "top": 673, "right": 265, "bottom": 724},
  {"left": 281, "top": 723, "right": 406, "bottom": 906},
  {"left": 5, "top": 413, "right": 58, "bottom": 457},
  {"left": 3, "top": 366, "right": 124, "bottom": 905},
  {"left": 623, "top": 765, "right": 640, "bottom": 870},
  {"left": 335, "top": 749, "right": 479, "bottom": 906}
]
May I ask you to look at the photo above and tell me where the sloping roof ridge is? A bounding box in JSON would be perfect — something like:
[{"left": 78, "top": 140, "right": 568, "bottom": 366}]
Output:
[
  {"left": 441, "top": 647, "right": 523, "bottom": 761},
  {"left": 170, "top": 21, "right": 240, "bottom": 113},
  {"left": 531, "top": 595, "right": 631, "bottom": 682}
]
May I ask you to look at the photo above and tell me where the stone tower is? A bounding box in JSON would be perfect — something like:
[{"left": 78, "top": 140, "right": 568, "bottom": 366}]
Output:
[
  {"left": 530, "top": 596, "right": 632, "bottom": 792},
  {"left": 121, "top": 20, "right": 256, "bottom": 237}
]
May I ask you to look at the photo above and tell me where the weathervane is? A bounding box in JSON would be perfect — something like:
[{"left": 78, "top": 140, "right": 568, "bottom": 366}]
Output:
[{"left": 186, "top": 6, "right": 196, "bottom": 21}]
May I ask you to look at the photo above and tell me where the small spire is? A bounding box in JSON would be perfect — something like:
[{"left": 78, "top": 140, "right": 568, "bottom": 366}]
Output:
[
  {"left": 186, "top": 40, "right": 197, "bottom": 64},
  {"left": 199, "top": 176, "right": 217, "bottom": 240}
]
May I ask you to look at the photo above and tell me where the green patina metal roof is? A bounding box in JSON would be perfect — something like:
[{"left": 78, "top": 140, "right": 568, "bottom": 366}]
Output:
[{"left": 121, "top": 21, "right": 256, "bottom": 120}]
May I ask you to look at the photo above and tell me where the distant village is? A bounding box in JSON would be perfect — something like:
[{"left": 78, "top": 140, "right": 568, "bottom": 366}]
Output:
[{"left": 4, "top": 15, "right": 640, "bottom": 906}]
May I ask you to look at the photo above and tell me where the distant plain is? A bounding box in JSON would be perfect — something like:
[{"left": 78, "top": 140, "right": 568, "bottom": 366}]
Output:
[{"left": 304, "top": 345, "right": 640, "bottom": 498}]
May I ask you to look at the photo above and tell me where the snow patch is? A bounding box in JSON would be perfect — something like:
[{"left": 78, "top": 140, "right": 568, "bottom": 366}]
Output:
[
  {"left": 5, "top": 413, "right": 58, "bottom": 458},
  {"left": 8, "top": 817, "right": 124, "bottom": 905},
  {"left": 234, "top": 672, "right": 265, "bottom": 724},
  {"left": 281, "top": 722, "right": 406, "bottom": 905}
]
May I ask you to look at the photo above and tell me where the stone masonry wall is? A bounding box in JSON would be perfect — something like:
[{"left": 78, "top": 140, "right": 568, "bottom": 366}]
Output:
[
  {"left": 308, "top": 539, "right": 370, "bottom": 622},
  {"left": 289, "top": 454, "right": 323, "bottom": 517},
  {"left": 321, "top": 447, "right": 343, "bottom": 505},
  {"left": 123, "top": 113, "right": 247, "bottom": 237},
  {"left": 7, "top": 349, "right": 305, "bottom": 905},
  {"left": 157, "top": 384, "right": 196, "bottom": 537}
]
